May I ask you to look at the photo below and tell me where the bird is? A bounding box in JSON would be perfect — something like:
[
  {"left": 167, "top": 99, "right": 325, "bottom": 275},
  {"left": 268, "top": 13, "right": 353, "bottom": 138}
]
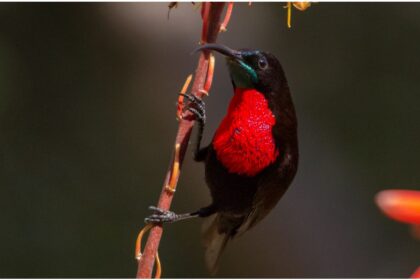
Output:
[{"left": 145, "top": 44, "right": 299, "bottom": 273}]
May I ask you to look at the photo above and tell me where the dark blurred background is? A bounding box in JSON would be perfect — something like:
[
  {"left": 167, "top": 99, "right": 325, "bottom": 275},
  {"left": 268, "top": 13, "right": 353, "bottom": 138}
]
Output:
[{"left": 0, "top": 2, "right": 419, "bottom": 277}]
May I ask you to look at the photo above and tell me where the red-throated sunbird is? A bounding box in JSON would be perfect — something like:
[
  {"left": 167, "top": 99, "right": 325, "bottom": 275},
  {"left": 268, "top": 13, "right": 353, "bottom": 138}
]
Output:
[{"left": 145, "top": 44, "right": 299, "bottom": 273}]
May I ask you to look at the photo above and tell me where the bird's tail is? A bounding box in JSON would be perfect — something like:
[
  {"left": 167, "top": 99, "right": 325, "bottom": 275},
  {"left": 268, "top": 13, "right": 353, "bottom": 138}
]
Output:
[{"left": 201, "top": 214, "right": 231, "bottom": 274}]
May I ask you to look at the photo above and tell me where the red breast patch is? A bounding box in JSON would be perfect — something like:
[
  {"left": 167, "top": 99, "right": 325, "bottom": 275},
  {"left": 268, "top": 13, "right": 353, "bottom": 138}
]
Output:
[{"left": 212, "top": 88, "right": 279, "bottom": 176}]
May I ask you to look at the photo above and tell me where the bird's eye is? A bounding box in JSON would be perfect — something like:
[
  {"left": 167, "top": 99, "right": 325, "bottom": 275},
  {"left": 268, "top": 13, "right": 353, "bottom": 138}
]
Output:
[{"left": 258, "top": 57, "right": 268, "bottom": 70}]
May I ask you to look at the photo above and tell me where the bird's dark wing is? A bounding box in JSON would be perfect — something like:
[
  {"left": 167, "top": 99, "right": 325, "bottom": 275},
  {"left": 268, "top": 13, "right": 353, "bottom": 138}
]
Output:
[{"left": 236, "top": 148, "right": 298, "bottom": 234}]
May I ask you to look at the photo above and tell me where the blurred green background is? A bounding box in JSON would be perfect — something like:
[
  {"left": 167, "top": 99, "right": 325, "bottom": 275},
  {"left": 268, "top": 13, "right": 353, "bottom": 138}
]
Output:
[{"left": 0, "top": 2, "right": 419, "bottom": 277}]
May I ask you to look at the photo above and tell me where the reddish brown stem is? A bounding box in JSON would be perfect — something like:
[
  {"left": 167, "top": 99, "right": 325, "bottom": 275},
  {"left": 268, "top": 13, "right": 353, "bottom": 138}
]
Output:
[{"left": 136, "top": 3, "right": 226, "bottom": 278}]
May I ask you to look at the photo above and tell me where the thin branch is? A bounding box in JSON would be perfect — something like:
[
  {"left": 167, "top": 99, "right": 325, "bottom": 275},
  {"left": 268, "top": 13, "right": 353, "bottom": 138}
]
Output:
[{"left": 136, "top": 3, "right": 226, "bottom": 278}]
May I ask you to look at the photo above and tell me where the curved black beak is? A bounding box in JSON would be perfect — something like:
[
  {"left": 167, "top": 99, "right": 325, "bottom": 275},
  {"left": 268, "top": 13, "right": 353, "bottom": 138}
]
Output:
[{"left": 194, "top": 43, "right": 243, "bottom": 61}]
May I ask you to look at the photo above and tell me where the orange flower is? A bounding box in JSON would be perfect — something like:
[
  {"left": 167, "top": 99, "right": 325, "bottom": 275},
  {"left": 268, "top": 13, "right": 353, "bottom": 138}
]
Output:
[
  {"left": 375, "top": 189, "right": 420, "bottom": 277},
  {"left": 412, "top": 266, "right": 420, "bottom": 278},
  {"left": 292, "top": 2, "right": 311, "bottom": 11},
  {"left": 375, "top": 189, "right": 420, "bottom": 224}
]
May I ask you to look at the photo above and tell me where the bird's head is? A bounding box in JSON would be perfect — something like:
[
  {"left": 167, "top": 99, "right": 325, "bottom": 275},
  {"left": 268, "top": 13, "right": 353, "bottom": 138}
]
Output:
[{"left": 196, "top": 44, "right": 288, "bottom": 93}]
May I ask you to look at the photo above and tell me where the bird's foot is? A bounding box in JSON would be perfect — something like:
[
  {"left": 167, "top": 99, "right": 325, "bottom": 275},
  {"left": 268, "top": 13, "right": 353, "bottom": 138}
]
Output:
[
  {"left": 144, "top": 206, "right": 182, "bottom": 224},
  {"left": 179, "top": 93, "right": 206, "bottom": 123}
]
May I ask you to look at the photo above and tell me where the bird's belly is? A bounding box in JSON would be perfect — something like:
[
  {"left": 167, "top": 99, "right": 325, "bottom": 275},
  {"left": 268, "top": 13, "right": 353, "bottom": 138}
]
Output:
[
  {"left": 212, "top": 89, "right": 279, "bottom": 176},
  {"left": 205, "top": 146, "right": 259, "bottom": 213}
]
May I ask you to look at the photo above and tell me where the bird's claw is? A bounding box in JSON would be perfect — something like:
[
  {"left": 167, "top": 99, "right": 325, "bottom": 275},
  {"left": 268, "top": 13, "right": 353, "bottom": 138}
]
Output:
[
  {"left": 148, "top": 205, "right": 166, "bottom": 214},
  {"left": 145, "top": 206, "right": 178, "bottom": 224},
  {"left": 179, "top": 93, "right": 206, "bottom": 123}
]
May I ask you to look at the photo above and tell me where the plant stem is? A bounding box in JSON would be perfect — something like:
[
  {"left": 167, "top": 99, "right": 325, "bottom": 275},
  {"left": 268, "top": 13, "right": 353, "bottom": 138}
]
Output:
[{"left": 136, "top": 3, "right": 226, "bottom": 278}]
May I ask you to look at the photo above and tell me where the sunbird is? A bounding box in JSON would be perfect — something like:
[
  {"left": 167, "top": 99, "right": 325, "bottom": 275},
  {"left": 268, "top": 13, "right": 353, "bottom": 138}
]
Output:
[{"left": 146, "top": 44, "right": 299, "bottom": 273}]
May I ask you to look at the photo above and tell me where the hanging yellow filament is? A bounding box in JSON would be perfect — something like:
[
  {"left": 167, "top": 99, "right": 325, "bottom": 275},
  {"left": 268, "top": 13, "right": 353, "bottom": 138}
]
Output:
[
  {"left": 286, "top": 2, "right": 311, "bottom": 28},
  {"left": 287, "top": 2, "right": 292, "bottom": 28},
  {"left": 135, "top": 224, "right": 162, "bottom": 278},
  {"left": 154, "top": 252, "right": 161, "bottom": 279},
  {"left": 166, "top": 143, "right": 181, "bottom": 193},
  {"left": 176, "top": 74, "right": 193, "bottom": 120}
]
